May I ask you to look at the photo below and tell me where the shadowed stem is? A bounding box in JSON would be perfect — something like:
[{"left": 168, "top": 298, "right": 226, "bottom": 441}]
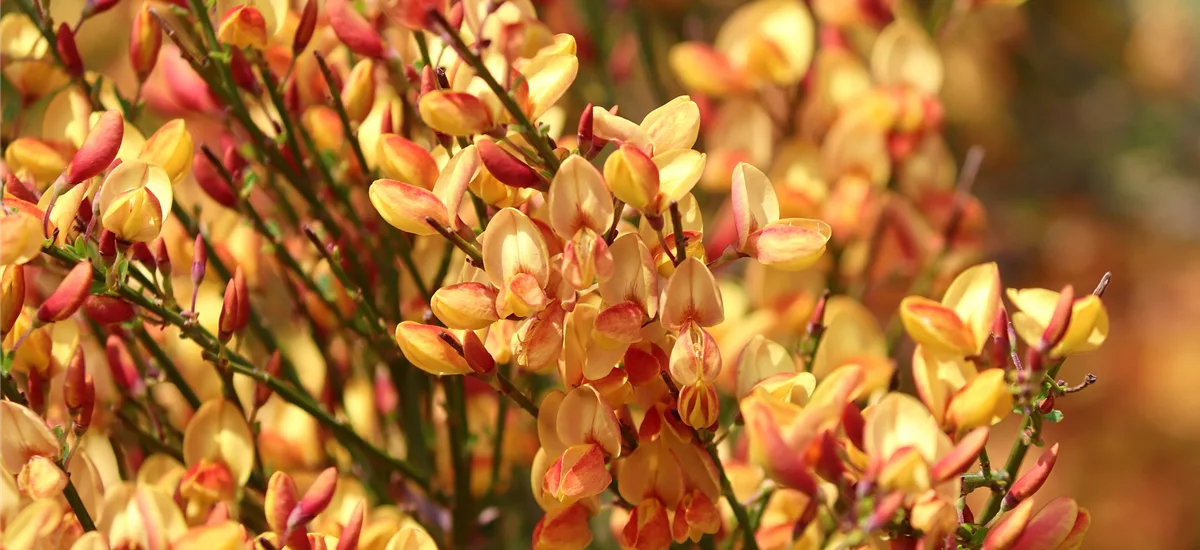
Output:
[{"left": 62, "top": 478, "right": 96, "bottom": 531}]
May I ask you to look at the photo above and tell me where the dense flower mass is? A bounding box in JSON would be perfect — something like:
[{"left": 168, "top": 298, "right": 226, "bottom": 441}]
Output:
[{"left": 0, "top": 0, "right": 1109, "bottom": 549}]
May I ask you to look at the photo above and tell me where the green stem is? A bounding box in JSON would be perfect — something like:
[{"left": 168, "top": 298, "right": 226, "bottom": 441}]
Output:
[
  {"left": 446, "top": 377, "right": 473, "bottom": 546},
  {"left": 630, "top": 4, "right": 668, "bottom": 105},
  {"left": 704, "top": 442, "right": 759, "bottom": 550},
  {"left": 63, "top": 479, "right": 97, "bottom": 531},
  {"left": 428, "top": 11, "right": 561, "bottom": 174},
  {"left": 130, "top": 326, "right": 202, "bottom": 411},
  {"left": 313, "top": 52, "right": 371, "bottom": 175}
]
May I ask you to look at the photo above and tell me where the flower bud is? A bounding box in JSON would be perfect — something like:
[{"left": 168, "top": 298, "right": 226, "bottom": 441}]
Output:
[
  {"left": 677, "top": 380, "right": 719, "bottom": 430},
  {"left": 217, "top": 5, "right": 269, "bottom": 50},
  {"left": 66, "top": 110, "right": 123, "bottom": 184},
  {"left": 395, "top": 322, "right": 473, "bottom": 375},
  {"left": 294, "top": 0, "right": 318, "bottom": 55},
  {"left": 193, "top": 150, "right": 238, "bottom": 208},
  {"left": 462, "top": 329, "right": 495, "bottom": 375},
  {"left": 982, "top": 497, "right": 1035, "bottom": 550},
  {"left": 218, "top": 267, "right": 250, "bottom": 342},
  {"left": 1, "top": 265, "right": 26, "bottom": 335},
  {"left": 288, "top": 467, "right": 338, "bottom": 531},
  {"left": 154, "top": 237, "right": 172, "bottom": 275},
  {"left": 418, "top": 90, "right": 494, "bottom": 136},
  {"left": 992, "top": 307, "right": 1011, "bottom": 369},
  {"left": 228, "top": 49, "right": 261, "bottom": 94},
  {"left": 255, "top": 351, "right": 281, "bottom": 408},
  {"left": 83, "top": 295, "right": 136, "bottom": 325},
  {"left": 64, "top": 347, "right": 87, "bottom": 410},
  {"left": 333, "top": 501, "right": 364, "bottom": 550},
  {"left": 478, "top": 139, "right": 545, "bottom": 190},
  {"left": 35, "top": 261, "right": 93, "bottom": 326},
  {"left": 130, "top": 242, "right": 155, "bottom": 265},
  {"left": 576, "top": 103, "right": 595, "bottom": 155},
  {"left": 99, "top": 229, "right": 117, "bottom": 257},
  {"left": 130, "top": 3, "right": 162, "bottom": 82},
  {"left": 265, "top": 470, "right": 298, "bottom": 534},
  {"left": 56, "top": 23, "right": 83, "bottom": 77},
  {"left": 106, "top": 333, "right": 145, "bottom": 397},
  {"left": 865, "top": 491, "right": 906, "bottom": 532},
  {"left": 26, "top": 368, "right": 47, "bottom": 415},
  {"left": 431, "top": 282, "right": 499, "bottom": 330},
  {"left": 1003, "top": 444, "right": 1059, "bottom": 511},
  {"left": 192, "top": 234, "right": 208, "bottom": 286},
  {"left": 328, "top": 0, "right": 386, "bottom": 58},
  {"left": 342, "top": 59, "right": 376, "bottom": 124},
  {"left": 603, "top": 143, "right": 659, "bottom": 212},
  {"left": 377, "top": 134, "right": 439, "bottom": 190},
  {"left": 1038, "top": 285, "right": 1074, "bottom": 354}
]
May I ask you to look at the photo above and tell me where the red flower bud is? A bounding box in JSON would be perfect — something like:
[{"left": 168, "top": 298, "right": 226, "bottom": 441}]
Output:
[
  {"left": 99, "top": 230, "right": 117, "bottom": 257},
  {"left": 447, "top": 1, "right": 464, "bottom": 29},
  {"left": 477, "top": 139, "right": 545, "bottom": 189},
  {"left": 56, "top": 23, "right": 84, "bottom": 77},
  {"left": 66, "top": 110, "right": 124, "bottom": 184},
  {"left": 81, "top": 0, "right": 121, "bottom": 19},
  {"left": 462, "top": 329, "right": 495, "bottom": 375},
  {"left": 255, "top": 351, "right": 281, "bottom": 408},
  {"left": 106, "top": 334, "right": 145, "bottom": 397},
  {"left": 814, "top": 430, "right": 844, "bottom": 482},
  {"left": 866, "top": 491, "right": 905, "bottom": 532},
  {"left": 64, "top": 347, "right": 88, "bottom": 410},
  {"left": 1038, "top": 395, "right": 1055, "bottom": 414},
  {"left": 288, "top": 467, "right": 337, "bottom": 531},
  {"left": 153, "top": 237, "right": 172, "bottom": 275},
  {"left": 806, "top": 289, "right": 829, "bottom": 336},
  {"left": 228, "top": 48, "right": 261, "bottom": 94},
  {"left": 192, "top": 234, "right": 208, "bottom": 285},
  {"left": 218, "top": 267, "right": 250, "bottom": 342},
  {"left": 130, "top": 2, "right": 162, "bottom": 82},
  {"left": 334, "top": 502, "right": 365, "bottom": 550},
  {"left": 576, "top": 103, "right": 594, "bottom": 155},
  {"left": 194, "top": 151, "right": 238, "bottom": 208},
  {"left": 419, "top": 64, "right": 436, "bottom": 97},
  {"left": 130, "top": 242, "right": 155, "bottom": 265},
  {"left": 1039, "top": 285, "right": 1074, "bottom": 353},
  {"left": 1004, "top": 444, "right": 1059, "bottom": 510},
  {"left": 327, "top": 0, "right": 386, "bottom": 58},
  {"left": 83, "top": 295, "right": 136, "bottom": 324},
  {"left": 36, "top": 261, "right": 93, "bottom": 326},
  {"left": 4, "top": 174, "right": 39, "bottom": 203},
  {"left": 294, "top": 0, "right": 318, "bottom": 56},
  {"left": 992, "top": 307, "right": 1011, "bottom": 370}
]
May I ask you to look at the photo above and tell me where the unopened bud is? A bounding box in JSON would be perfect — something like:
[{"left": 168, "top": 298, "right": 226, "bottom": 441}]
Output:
[
  {"left": 288, "top": 467, "right": 337, "bottom": 531},
  {"left": 342, "top": 59, "right": 376, "bottom": 124},
  {"left": 842, "top": 402, "right": 865, "bottom": 450},
  {"left": 462, "top": 329, "right": 495, "bottom": 375},
  {"left": 1038, "top": 395, "right": 1055, "bottom": 414},
  {"left": 1, "top": 265, "right": 26, "bottom": 335},
  {"left": 577, "top": 103, "right": 594, "bottom": 155},
  {"left": 106, "top": 334, "right": 145, "bottom": 397},
  {"left": 56, "top": 23, "right": 84, "bottom": 77},
  {"left": 130, "top": 2, "right": 162, "bottom": 82},
  {"left": 992, "top": 308, "right": 1011, "bottom": 369},
  {"left": 931, "top": 427, "right": 989, "bottom": 482},
  {"left": 65, "top": 347, "right": 87, "bottom": 410},
  {"left": 66, "top": 110, "right": 123, "bottom": 184},
  {"left": 477, "top": 139, "right": 544, "bottom": 190},
  {"left": 806, "top": 289, "right": 830, "bottom": 336},
  {"left": 294, "top": 0, "right": 318, "bottom": 55},
  {"left": 419, "top": 65, "right": 436, "bottom": 97},
  {"left": 1003, "top": 444, "right": 1059, "bottom": 510},
  {"left": 192, "top": 234, "right": 208, "bottom": 285},
  {"left": 194, "top": 150, "right": 238, "bottom": 208},
  {"left": 255, "top": 351, "right": 281, "bottom": 408},
  {"left": 76, "top": 372, "right": 95, "bottom": 431},
  {"left": 228, "top": 49, "right": 261, "bottom": 94},
  {"left": 335, "top": 502, "right": 365, "bottom": 550},
  {"left": 36, "top": 261, "right": 93, "bottom": 326},
  {"left": 27, "top": 369, "right": 47, "bottom": 415},
  {"left": 83, "top": 295, "right": 136, "bottom": 325},
  {"left": 218, "top": 267, "right": 250, "bottom": 342},
  {"left": 99, "top": 230, "right": 117, "bottom": 257},
  {"left": 4, "top": 174, "right": 39, "bottom": 203},
  {"left": 153, "top": 237, "right": 172, "bottom": 275},
  {"left": 1039, "top": 285, "right": 1075, "bottom": 354}
]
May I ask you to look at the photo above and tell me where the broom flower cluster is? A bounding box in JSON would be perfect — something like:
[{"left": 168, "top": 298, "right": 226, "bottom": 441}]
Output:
[{"left": 1, "top": 0, "right": 1107, "bottom": 548}]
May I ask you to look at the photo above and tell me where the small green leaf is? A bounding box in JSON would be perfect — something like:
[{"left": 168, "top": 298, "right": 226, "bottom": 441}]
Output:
[{"left": 1044, "top": 409, "right": 1064, "bottom": 423}]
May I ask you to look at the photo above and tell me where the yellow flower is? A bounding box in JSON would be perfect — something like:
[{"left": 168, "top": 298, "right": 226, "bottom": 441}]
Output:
[{"left": 1007, "top": 288, "right": 1109, "bottom": 357}]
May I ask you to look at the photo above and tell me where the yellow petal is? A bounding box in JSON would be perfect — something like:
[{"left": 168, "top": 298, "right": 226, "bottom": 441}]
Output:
[
  {"left": 945, "top": 368, "right": 1011, "bottom": 432},
  {"left": 941, "top": 262, "right": 1001, "bottom": 356},
  {"left": 871, "top": 19, "right": 943, "bottom": 95},
  {"left": 660, "top": 257, "right": 724, "bottom": 330},
  {"left": 747, "top": 218, "right": 831, "bottom": 271},
  {"left": 899, "top": 296, "right": 976, "bottom": 356},
  {"left": 377, "top": 134, "right": 439, "bottom": 191},
  {"left": 555, "top": 385, "right": 621, "bottom": 457},
  {"left": 0, "top": 401, "right": 59, "bottom": 473},
  {"left": 736, "top": 335, "right": 797, "bottom": 399},
  {"left": 548, "top": 155, "right": 613, "bottom": 237},
  {"left": 591, "top": 107, "right": 650, "bottom": 152},
  {"left": 653, "top": 149, "right": 706, "bottom": 210},
  {"left": 139, "top": 119, "right": 194, "bottom": 184},
  {"left": 96, "top": 159, "right": 173, "bottom": 242},
  {"left": 482, "top": 207, "right": 551, "bottom": 289},
  {"left": 603, "top": 144, "right": 659, "bottom": 212},
  {"left": 418, "top": 90, "right": 494, "bottom": 136},
  {"left": 394, "top": 322, "right": 473, "bottom": 375},
  {"left": 368, "top": 179, "right": 447, "bottom": 235},
  {"left": 668, "top": 43, "right": 746, "bottom": 97},
  {"left": 183, "top": 399, "right": 256, "bottom": 487},
  {"left": 639, "top": 95, "right": 700, "bottom": 153},
  {"left": 431, "top": 283, "right": 500, "bottom": 330},
  {"left": 598, "top": 234, "right": 658, "bottom": 318},
  {"left": 516, "top": 52, "right": 578, "bottom": 119}
]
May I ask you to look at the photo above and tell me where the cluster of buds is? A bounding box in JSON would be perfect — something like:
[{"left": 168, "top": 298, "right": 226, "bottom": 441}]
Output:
[{"left": 0, "top": 0, "right": 1110, "bottom": 549}]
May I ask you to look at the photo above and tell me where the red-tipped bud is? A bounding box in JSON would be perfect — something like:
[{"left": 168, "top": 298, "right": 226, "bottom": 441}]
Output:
[
  {"left": 992, "top": 307, "right": 1011, "bottom": 369},
  {"left": 56, "top": 23, "right": 84, "bottom": 77},
  {"left": 462, "top": 329, "right": 495, "bottom": 375},
  {"left": 99, "top": 230, "right": 117, "bottom": 257},
  {"left": 294, "top": 0, "right": 318, "bottom": 55},
  {"left": 129, "top": 242, "right": 154, "bottom": 265},
  {"left": 228, "top": 49, "right": 261, "bottom": 94},
  {"left": 255, "top": 351, "right": 281, "bottom": 408},
  {"left": 931, "top": 427, "right": 989, "bottom": 482},
  {"left": 217, "top": 5, "right": 269, "bottom": 50},
  {"left": 130, "top": 2, "right": 162, "bottom": 82},
  {"left": 65, "top": 347, "right": 87, "bottom": 410},
  {"left": 4, "top": 174, "right": 39, "bottom": 203},
  {"left": 194, "top": 150, "right": 238, "bottom": 208},
  {"left": 806, "top": 289, "right": 830, "bottom": 336},
  {"left": 334, "top": 502, "right": 364, "bottom": 550},
  {"left": 1, "top": 265, "right": 26, "bottom": 335},
  {"left": 327, "top": 0, "right": 386, "bottom": 58},
  {"left": 577, "top": 103, "right": 595, "bottom": 154},
  {"left": 76, "top": 372, "right": 95, "bottom": 430},
  {"left": 866, "top": 491, "right": 905, "bottom": 532},
  {"left": 288, "top": 467, "right": 337, "bottom": 530},
  {"left": 419, "top": 64, "right": 436, "bottom": 97},
  {"left": 218, "top": 267, "right": 250, "bottom": 342},
  {"left": 1038, "top": 396, "right": 1056, "bottom": 415},
  {"left": 477, "top": 139, "right": 544, "bottom": 189},
  {"left": 106, "top": 334, "right": 145, "bottom": 397},
  {"left": 1038, "top": 285, "right": 1075, "bottom": 354},
  {"left": 66, "top": 110, "right": 124, "bottom": 184},
  {"left": 26, "top": 369, "right": 47, "bottom": 415},
  {"left": 83, "top": 295, "right": 136, "bottom": 325},
  {"left": 153, "top": 237, "right": 172, "bottom": 275},
  {"left": 842, "top": 402, "right": 866, "bottom": 450},
  {"left": 1003, "top": 444, "right": 1059, "bottom": 510},
  {"left": 192, "top": 234, "right": 208, "bottom": 285},
  {"left": 36, "top": 261, "right": 93, "bottom": 326}
]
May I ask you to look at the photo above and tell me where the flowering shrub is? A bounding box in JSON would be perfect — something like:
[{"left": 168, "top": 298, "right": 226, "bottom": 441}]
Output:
[{"left": 0, "top": 0, "right": 1111, "bottom": 549}]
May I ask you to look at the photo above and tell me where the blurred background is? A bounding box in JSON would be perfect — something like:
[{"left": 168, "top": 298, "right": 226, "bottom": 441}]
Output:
[{"left": 8, "top": 0, "right": 1199, "bottom": 547}]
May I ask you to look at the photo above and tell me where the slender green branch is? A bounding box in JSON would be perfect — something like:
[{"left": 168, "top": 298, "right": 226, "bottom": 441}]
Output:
[
  {"left": 426, "top": 218, "right": 484, "bottom": 266},
  {"left": 62, "top": 478, "right": 96, "bottom": 531},
  {"left": 446, "top": 377, "right": 473, "bottom": 546},
  {"left": 629, "top": 4, "right": 669, "bottom": 105},
  {"left": 313, "top": 52, "right": 371, "bottom": 174},
  {"left": 428, "top": 11, "right": 561, "bottom": 173}
]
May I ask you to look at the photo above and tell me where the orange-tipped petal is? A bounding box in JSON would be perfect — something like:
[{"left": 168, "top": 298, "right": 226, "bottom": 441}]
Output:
[
  {"left": 653, "top": 149, "right": 706, "bottom": 210},
  {"left": 548, "top": 155, "right": 613, "bottom": 237},
  {"left": 598, "top": 234, "right": 658, "bottom": 318},
  {"left": 735, "top": 335, "right": 797, "bottom": 399},
  {"left": 431, "top": 282, "right": 500, "bottom": 330},
  {"left": 328, "top": 0, "right": 386, "bottom": 57},
  {"left": 746, "top": 218, "right": 831, "bottom": 271},
  {"left": 899, "top": 296, "right": 976, "bottom": 357},
  {"left": 419, "top": 91, "right": 494, "bottom": 136},
  {"left": 543, "top": 443, "right": 611, "bottom": 503},
  {"left": 983, "top": 498, "right": 1037, "bottom": 550},
  {"left": 482, "top": 207, "right": 551, "bottom": 291},
  {"left": 931, "top": 427, "right": 989, "bottom": 482},
  {"left": 369, "top": 179, "right": 447, "bottom": 235},
  {"left": 395, "top": 322, "right": 473, "bottom": 375},
  {"left": 668, "top": 43, "right": 745, "bottom": 96},
  {"left": 377, "top": 134, "right": 439, "bottom": 190},
  {"left": 532, "top": 502, "right": 593, "bottom": 550},
  {"left": 592, "top": 301, "right": 646, "bottom": 347},
  {"left": 555, "top": 385, "right": 622, "bottom": 457},
  {"left": 36, "top": 260, "right": 93, "bottom": 325},
  {"left": 941, "top": 262, "right": 1001, "bottom": 355},
  {"left": 66, "top": 110, "right": 123, "bottom": 184},
  {"left": 265, "top": 471, "right": 298, "bottom": 534},
  {"left": 1010, "top": 498, "right": 1079, "bottom": 550},
  {"left": 1004, "top": 444, "right": 1059, "bottom": 511},
  {"left": 217, "top": 5, "right": 268, "bottom": 50}
]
